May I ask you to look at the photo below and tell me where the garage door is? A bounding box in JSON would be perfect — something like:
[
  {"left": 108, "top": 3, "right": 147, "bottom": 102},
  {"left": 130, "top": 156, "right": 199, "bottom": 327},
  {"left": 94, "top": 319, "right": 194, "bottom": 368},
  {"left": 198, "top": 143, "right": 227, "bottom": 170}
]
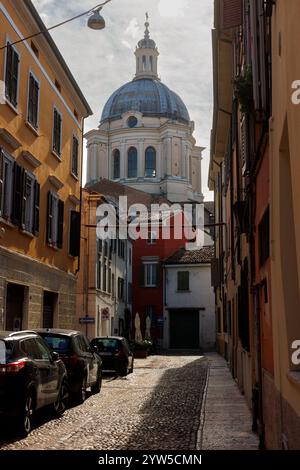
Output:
[{"left": 169, "top": 309, "right": 200, "bottom": 349}]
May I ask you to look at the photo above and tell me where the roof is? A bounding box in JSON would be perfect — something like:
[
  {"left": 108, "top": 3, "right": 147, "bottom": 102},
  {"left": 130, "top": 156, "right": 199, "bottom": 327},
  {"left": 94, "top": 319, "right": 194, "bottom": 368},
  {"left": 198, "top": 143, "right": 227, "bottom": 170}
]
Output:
[
  {"left": 24, "top": 0, "right": 93, "bottom": 117},
  {"left": 35, "top": 328, "right": 82, "bottom": 337},
  {"left": 164, "top": 246, "right": 214, "bottom": 265},
  {"left": 204, "top": 201, "right": 215, "bottom": 215},
  {"left": 0, "top": 330, "right": 38, "bottom": 340},
  {"left": 101, "top": 78, "right": 190, "bottom": 123},
  {"left": 86, "top": 178, "right": 170, "bottom": 209}
]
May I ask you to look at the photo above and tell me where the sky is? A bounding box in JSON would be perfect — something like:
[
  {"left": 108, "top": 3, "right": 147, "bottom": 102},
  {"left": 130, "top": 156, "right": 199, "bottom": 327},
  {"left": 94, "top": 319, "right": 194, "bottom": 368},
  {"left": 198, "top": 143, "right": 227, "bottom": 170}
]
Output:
[{"left": 32, "top": 0, "right": 214, "bottom": 200}]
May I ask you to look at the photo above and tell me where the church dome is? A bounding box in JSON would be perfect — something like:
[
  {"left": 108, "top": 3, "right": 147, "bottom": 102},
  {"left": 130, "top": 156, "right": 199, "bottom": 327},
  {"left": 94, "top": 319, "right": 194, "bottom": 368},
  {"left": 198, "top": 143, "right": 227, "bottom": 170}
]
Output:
[{"left": 101, "top": 78, "right": 190, "bottom": 124}]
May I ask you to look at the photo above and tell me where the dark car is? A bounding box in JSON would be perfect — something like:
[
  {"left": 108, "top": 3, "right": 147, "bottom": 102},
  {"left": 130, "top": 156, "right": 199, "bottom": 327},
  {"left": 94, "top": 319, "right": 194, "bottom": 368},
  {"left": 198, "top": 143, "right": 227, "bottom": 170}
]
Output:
[
  {"left": 36, "top": 329, "right": 102, "bottom": 403},
  {"left": 90, "top": 336, "right": 134, "bottom": 377},
  {"left": 0, "top": 330, "right": 68, "bottom": 436}
]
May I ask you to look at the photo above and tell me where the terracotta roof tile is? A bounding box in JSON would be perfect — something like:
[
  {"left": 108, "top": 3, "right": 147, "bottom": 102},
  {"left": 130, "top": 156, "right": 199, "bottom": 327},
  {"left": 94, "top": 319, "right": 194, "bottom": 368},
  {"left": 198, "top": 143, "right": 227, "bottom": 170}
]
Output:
[{"left": 164, "top": 245, "right": 214, "bottom": 265}]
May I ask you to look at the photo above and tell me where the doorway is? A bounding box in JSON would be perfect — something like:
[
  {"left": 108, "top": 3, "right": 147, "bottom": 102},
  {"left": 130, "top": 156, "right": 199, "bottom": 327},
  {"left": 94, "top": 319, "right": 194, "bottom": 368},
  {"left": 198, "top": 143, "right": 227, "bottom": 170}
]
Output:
[
  {"left": 6, "top": 283, "right": 25, "bottom": 331},
  {"left": 43, "top": 291, "right": 57, "bottom": 328}
]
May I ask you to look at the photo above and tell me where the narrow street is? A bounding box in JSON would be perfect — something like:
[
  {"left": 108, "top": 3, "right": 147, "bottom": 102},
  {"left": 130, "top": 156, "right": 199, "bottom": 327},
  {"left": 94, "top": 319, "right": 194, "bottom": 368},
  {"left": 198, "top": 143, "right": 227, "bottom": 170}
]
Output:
[{"left": 0, "top": 355, "right": 208, "bottom": 450}]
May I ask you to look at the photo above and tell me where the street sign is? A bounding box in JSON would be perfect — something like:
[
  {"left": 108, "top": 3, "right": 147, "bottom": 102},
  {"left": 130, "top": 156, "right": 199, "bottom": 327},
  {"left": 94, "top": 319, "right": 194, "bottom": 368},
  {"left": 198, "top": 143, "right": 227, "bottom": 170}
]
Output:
[{"left": 79, "top": 317, "right": 95, "bottom": 324}]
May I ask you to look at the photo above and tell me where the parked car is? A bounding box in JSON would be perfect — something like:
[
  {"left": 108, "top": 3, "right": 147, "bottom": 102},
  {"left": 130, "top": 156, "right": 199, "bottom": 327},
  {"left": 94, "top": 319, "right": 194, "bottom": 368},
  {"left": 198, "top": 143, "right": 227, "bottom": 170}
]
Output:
[
  {"left": 0, "top": 330, "right": 69, "bottom": 436},
  {"left": 90, "top": 336, "right": 134, "bottom": 376},
  {"left": 36, "top": 329, "right": 102, "bottom": 403}
]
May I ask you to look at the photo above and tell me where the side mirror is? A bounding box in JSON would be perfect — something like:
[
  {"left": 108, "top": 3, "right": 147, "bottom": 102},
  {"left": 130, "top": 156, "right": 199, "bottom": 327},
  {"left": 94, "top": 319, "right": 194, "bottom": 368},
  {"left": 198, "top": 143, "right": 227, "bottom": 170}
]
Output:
[
  {"left": 92, "top": 345, "right": 98, "bottom": 353},
  {"left": 52, "top": 351, "right": 59, "bottom": 361}
]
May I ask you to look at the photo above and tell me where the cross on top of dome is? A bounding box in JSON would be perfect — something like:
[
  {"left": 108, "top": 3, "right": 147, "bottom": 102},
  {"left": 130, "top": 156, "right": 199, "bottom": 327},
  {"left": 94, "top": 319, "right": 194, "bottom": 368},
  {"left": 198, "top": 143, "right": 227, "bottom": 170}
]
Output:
[{"left": 137, "top": 12, "right": 157, "bottom": 50}]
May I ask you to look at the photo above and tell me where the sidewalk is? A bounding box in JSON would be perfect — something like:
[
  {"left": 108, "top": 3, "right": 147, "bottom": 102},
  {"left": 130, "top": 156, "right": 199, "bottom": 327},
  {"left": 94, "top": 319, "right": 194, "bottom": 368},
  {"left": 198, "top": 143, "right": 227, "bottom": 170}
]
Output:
[{"left": 198, "top": 353, "right": 259, "bottom": 450}]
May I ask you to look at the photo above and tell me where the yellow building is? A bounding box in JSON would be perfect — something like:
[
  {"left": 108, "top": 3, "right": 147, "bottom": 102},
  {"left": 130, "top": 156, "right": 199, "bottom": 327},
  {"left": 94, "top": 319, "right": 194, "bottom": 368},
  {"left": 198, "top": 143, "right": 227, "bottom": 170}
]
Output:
[{"left": 0, "top": 0, "right": 92, "bottom": 330}]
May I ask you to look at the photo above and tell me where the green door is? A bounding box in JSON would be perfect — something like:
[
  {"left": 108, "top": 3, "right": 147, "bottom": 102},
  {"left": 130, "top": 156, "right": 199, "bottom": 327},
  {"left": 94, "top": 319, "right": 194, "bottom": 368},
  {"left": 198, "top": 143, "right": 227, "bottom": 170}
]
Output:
[{"left": 169, "top": 309, "right": 200, "bottom": 349}]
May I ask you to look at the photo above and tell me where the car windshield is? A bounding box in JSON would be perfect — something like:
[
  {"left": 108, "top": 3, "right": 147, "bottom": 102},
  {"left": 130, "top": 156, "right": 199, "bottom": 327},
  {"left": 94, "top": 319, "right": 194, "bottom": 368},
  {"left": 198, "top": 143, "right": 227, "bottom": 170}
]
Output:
[
  {"left": 93, "top": 339, "right": 120, "bottom": 353},
  {"left": 40, "top": 335, "right": 71, "bottom": 354},
  {"left": 0, "top": 340, "right": 14, "bottom": 364}
]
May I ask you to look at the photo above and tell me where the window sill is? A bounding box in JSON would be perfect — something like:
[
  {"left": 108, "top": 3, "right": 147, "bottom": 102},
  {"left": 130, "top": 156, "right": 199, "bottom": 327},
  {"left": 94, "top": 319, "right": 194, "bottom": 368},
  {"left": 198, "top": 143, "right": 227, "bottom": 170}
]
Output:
[
  {"left": 25, "top": 120, "right": 39, "bottom": 137},
  {"left": 0, "top": 217, "right": 17, "bottom": 229},
  {"left": 21, "top": 229, "right": 35, "bottom": 239},
  {"left": 176, "top": 290, "right": 191, "bottom": 293},
  {"left": 47, "top": 243, "right": 59, "bottom": 251},
  {"left": 70, "top": 172, "right": 79, "bottom": 181},
  {"left": 5, "top": 99, "right": 19, "bottom": 115},
  {"left": 51, "top": 150, "right": 62, "bottom": 162},
  {"left": 287, "top": 371, "right": 300, "bottom": 388}
]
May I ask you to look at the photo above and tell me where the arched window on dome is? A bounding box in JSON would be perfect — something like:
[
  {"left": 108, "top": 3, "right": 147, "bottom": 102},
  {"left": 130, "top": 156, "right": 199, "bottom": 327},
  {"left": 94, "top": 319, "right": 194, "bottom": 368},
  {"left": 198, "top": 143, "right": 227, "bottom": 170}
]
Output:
[
  {"left": 113, "top": 149, "right": 120, "bottom": 180},
  {"left": 145, "top": 147, "right": 156, "bottom": 178},
  {"left": 127, "top": 147, "right": 137, "bottom": 178}
]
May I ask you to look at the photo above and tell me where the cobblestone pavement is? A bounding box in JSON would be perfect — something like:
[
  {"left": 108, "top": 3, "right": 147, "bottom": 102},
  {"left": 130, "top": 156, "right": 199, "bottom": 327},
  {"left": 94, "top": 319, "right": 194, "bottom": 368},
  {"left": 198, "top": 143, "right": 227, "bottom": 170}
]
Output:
[{"left": 0, "top": 354, "right": 208, "bottom": 450}]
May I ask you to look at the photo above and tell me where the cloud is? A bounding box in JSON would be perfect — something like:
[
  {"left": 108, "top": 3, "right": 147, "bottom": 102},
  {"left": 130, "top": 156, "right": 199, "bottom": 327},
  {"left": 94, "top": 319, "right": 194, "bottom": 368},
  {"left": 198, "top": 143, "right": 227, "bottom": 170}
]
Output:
[
  {"left": 125, "top": 18, "right": 141, "bottom": 39},
  {"left": 158, "top": 0, "right": 189, "bottom": 18}
]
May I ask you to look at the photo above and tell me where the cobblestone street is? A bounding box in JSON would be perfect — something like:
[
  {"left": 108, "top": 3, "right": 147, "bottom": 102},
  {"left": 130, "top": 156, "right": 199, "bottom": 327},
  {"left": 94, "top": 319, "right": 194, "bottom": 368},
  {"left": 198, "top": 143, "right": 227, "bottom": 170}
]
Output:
[{"left": 0, "top": 355, "right": 208, "bottom": 451}]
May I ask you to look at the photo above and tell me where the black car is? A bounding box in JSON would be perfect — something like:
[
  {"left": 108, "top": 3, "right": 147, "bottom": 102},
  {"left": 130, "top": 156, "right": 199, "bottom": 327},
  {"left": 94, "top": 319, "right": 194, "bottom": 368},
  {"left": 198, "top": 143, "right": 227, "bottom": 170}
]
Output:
[
  {"left": 0, "top": 330, "right": 68, "bottom": 436},
  {"left": 36, "top": 329, "right": 102, "bottom": 403},
  {"left": 91, "top": 336, "right": 134, "bottom": 376}
]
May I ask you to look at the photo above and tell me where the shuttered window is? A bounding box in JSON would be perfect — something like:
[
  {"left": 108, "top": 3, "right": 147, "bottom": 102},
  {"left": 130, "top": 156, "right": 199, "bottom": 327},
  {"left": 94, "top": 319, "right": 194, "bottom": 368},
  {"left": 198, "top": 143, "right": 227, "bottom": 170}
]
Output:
[
  {"left": 118, "top": 277, "right": 124, "bottom": 300},
  {"left": 5, "top": 43, "right": 20, "bottom": 107},
  {"left": 0, "top": 149, "right": 14, "bottom": 220},
  {"left": 144, "top": 263, "right": 159, "bottom": 287},
  {"left": 259, "top": 207, "right": 270, "bottom": 266},
  {"left": 21, "top": 171, "right": 35, "bottom": 233},
  {"left": 47, "top": 191, "right": 64, "bottom": 248},
  {"left": 69, "top": 210, "right": 80, "bottom": 257},
  {"left": 52, "top": 108, "right": 62, "bottom": 156},
  {"left": 71, "top": 135, "right": 79, "bottom": 177},
  {"left": 113, "top": 149, "right": 120, "bottom": 179},
  {"left": 27, "top": 72, "right": 39, "bottom": 129},
  {"left": 221, "top": 0, "right": 242, "bottom": 30},
  {"left": 177, "top": 271, "right": 190, "bottom": 291}
]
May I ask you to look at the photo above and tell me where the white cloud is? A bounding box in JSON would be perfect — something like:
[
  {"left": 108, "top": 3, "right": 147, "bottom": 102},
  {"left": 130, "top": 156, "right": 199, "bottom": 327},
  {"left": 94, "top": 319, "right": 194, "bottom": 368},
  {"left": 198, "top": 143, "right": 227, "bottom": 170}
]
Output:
[
  {"left": 122, "top": 40, "right": 133, "bottom": 50},
  {"left": 158, "top": 0, "right": 189, "bottom": 18},
  {"left": 125, "top": 18, "right": 140, "bottom": 38}
]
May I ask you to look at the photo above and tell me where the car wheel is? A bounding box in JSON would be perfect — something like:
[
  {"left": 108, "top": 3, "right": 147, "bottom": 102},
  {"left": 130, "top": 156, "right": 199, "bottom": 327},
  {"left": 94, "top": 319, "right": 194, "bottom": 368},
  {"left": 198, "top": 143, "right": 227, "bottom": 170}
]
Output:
[
  {"left": 75, "top": 375, "right": 87, "bottom": 404},
  {"left": 53, "top": 380, "right": 69, "bottom": 416},
  {"left": 91, "top": 372, "right": 102, "bottom": 394},
  {"left": 16, "top": 392, "right": 35, "bottom": 437},
  {"left": 119, "top": 363, "right": 128, "bottom": 377}
]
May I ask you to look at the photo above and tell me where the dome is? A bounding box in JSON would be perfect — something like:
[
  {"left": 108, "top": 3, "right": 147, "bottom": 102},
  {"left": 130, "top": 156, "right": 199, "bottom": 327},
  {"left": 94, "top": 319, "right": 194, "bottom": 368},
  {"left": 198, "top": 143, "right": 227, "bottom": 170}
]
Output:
[
  {"left": 101, "top": 78, "right": 190, "bottom": 124},
  {"left": 137, "top": 37, "right": 156, "bottom": 49}
]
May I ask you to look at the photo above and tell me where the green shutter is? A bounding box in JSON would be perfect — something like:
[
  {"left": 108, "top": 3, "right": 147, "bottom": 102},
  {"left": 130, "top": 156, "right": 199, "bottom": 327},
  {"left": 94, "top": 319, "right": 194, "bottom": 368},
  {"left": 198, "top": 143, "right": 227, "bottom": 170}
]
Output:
[
  {"left": 0, "top": 149, "right": 3, "bottom": 216},
  {"left": 33, "top": 180, "right": 40, "bottom": 236},
  {"left": 12, "top": 162, "right": 23, "bottom": 226},
  {"left": 69, "top": 210, "right": 80, "bottom": 257},
  {"left": 47, "top": 191, "right": 53, "bottom": 244},
  {"left": 57, "top": 199, "right": 64, "bottom": 249}
]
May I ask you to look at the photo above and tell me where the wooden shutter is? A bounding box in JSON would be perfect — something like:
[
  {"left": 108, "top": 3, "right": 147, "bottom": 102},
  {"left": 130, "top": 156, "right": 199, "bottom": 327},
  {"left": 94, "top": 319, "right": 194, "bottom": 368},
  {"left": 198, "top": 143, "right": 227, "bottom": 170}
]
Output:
[
  {"left": 72, "top": 136, "right": 79, "bottom": 176},
  {"left": 12, "top": 162, "right": 23, "bottom": 226},
  {"left": 53, "top": 109, "right": 62, "bottom": 155},
  {"left": 211, "top": 258, "right": 220, "bottom": 287},
  {"left": 33, "top": 180, "right": 40, "bottom": 236},
  {"left": 47, "top": 191, "right": 53, "bottom": 244},
  {"left": 258, "top": 0, "right": 267, "bottom": 111},
  {"left": 221, "top": 0, "right": 242, "bottom": 29},
  {"left": 69, "top": 210, "right": 80, "bottom": 257},
  {"left": 5, "top": 44, "right": 12, "bottom": 100},
  {"left": 0, "top": 149, "right": 3, "bottom": 216},
  {"left": 139, "top": 263, "right": 145, "bottom": 287},
  {"left": 57, "top": 199, "right": 64, "bottom": 249},
  {"left": 249, "top": 0, "right": 260, "bottom": 110}
]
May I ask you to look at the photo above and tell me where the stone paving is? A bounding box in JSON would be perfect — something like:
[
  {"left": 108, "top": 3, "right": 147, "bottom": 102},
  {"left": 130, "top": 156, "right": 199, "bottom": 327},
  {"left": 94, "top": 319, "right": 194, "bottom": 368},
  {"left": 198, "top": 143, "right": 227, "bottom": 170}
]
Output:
[
  {"left": 0, "top": 354, "right": 208, "bottom": 450},
  {"left": 199, "top": 353, "right": 259, "bottom": 450}
]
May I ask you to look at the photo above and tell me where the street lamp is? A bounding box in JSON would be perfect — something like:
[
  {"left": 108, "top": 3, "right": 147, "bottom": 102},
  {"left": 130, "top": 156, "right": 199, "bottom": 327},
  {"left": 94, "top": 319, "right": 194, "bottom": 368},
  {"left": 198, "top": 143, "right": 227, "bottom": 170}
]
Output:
[{"left": 0, "top": 0, "right": 113, "bottom": 50}]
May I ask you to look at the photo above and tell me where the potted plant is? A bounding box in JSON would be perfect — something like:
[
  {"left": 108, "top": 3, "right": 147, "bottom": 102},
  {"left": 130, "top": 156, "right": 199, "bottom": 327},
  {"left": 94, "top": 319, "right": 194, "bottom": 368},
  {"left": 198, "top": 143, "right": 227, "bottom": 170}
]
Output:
[
  {"left": 233, "top": 65, "right": 253, "bottom": 114},
  {"left": 131, "top": 340, "right": 153, "bottom": 358}
]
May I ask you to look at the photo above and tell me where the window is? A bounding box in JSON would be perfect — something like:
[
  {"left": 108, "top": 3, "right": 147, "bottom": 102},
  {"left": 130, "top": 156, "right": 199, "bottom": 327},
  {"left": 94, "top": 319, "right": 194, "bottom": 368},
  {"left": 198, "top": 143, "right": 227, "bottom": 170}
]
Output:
[
  {"left": 118, "top": 277, "right": 124, "bottom": 300},
  {"left": 27, "top": 72, "right": 39, "bottom": 129},
  {"left": 5, "top": 42, "right": 20, "bottom": 108},
  {"left": 144, "top": 263, "right": 158, "bottom": 287},
  {"left": 97, "top": 244, "right": 102, "bottom": 289},
  {"left": 0, "top": 150, "right": 40, "bottom": 234},
  {"left": 71, "top": 135, "right": 79, "bottom": 177},
  {"left": 113, "top": 149, "right": 120, "bottom": 179},
  {"left": 52, "top": 108, "right": 62, "bottom": 156},
  {"left": 69, "top": 210, "right": 80, "bottom": 257},
  {"left": 118, "top": 239, "right": 125, "bottom": 258},
  {"left": 102, "top": 264, "right": 107, "bottom": 291},
  {"left": 145, "top": 147, "right": 156, "bottom": 178},
  {"left": 150, "top": 56, "right": 153, "bottom": 71},
  {"left": 108, "top": 267, "right": 112, "bottom": 294},
  {"left": 112, "top": 273, "right": 115, "bottom": 298},
  {"left": 127, "top": 147, "right": 137, "bottom": 178},
  {"left": 259, "top": 207, "right": 270, "bottom": 266},
  {"left": 127, "top": 116, "right": 138, "bottom": 128},
  {"left": 128, "top": 282, "right": 133, "bottom": 303},
  {"left": 177, "top": 271, "right": 190, "bottom": 291},
  {"left": 35, "top": 338, "right": 52, "bottom": 361},
  {"left": 147, "top": 230, "right": 157, "bottom": 245},
  {"left": 142, "top": 55, "right": 146, "bottom": 71},
  {"left": 0, "top": 149, "right": 14, "bottom": 220},
  {"left": 47, "top": 191, "right": 64, "bottom": 248}
]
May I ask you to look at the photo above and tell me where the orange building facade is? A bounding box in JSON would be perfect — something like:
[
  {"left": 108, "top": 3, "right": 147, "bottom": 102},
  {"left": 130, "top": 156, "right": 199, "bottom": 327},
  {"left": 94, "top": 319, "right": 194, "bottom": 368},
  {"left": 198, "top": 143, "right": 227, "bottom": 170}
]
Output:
[{"left": 0, "top": 0, "right": 92, "bottom": 330}]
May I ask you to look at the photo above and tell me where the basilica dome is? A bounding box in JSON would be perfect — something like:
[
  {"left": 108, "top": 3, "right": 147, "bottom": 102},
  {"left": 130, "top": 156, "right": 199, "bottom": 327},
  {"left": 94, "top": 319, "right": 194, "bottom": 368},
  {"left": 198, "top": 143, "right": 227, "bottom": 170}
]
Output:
[{"left": 101, "top": 78, "right": 190, "bottom": 124}]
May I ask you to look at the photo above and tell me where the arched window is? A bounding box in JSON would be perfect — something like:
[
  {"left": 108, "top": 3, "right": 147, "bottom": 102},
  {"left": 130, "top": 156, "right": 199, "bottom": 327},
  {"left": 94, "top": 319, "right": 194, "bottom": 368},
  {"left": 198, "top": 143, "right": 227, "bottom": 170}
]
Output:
[
  {"left": 150, "top": 56, "right": 153, "bottom": 71},
  {"left": 113, "top": 149, "right": 120, "bottom": 179},
  {"left": 142, "top": 55, "right": 146, "bottom": 71},
  {"left": 127, "top": 147, "right": 137, "bottom": 178},
  {"left": 145, "top": 147, "right": 156, "bottom": 178}
]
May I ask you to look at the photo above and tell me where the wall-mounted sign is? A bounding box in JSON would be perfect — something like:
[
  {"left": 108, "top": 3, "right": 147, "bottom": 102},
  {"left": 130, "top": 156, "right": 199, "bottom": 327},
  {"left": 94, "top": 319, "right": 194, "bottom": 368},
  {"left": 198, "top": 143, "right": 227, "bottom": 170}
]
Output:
[
  {"left": 79, "top": 317, "right": 95, "bottom": 324},
  {"left": 101, "top": 308, "right": 109, "bottom": 320}
]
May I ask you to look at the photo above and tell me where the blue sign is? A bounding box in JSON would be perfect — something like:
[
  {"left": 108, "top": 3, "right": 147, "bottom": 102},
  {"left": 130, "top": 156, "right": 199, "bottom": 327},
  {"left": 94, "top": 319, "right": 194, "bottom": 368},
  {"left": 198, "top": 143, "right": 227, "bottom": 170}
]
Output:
[{"left": 79, "top": 317, "right": 95, "bottom": 324}]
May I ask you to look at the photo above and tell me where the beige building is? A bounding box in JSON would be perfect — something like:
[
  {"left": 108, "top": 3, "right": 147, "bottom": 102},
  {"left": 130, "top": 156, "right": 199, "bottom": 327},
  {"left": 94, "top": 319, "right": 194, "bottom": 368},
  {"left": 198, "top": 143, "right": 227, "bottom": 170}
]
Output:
[{"left": 269, "top": 0, "right": 300, "bottom": 449}]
